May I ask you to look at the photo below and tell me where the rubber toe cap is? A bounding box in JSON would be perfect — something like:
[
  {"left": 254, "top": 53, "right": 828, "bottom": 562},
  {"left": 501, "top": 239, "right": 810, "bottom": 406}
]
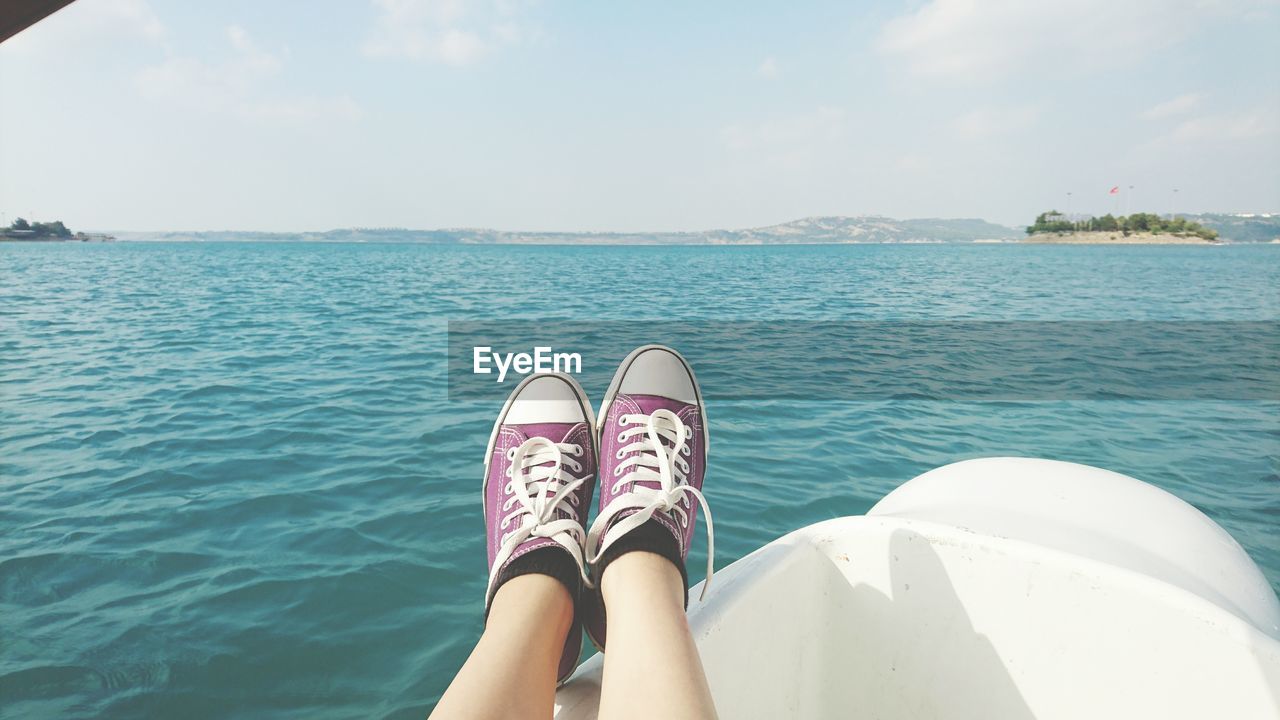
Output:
[{"left": 618, "top": 347, "right": 697, "bottom": 404}]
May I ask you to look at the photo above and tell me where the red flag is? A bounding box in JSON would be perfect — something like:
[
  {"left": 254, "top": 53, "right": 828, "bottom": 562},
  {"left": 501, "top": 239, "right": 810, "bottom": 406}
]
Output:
[{"left": 1109, "top": 186, "right": 1120, "bottom": 194}]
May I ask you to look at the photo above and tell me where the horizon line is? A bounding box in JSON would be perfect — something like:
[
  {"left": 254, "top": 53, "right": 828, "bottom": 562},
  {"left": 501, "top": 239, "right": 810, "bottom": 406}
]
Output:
[{"left": 80, "top": 209, "right": 1279, "bottom": 236}]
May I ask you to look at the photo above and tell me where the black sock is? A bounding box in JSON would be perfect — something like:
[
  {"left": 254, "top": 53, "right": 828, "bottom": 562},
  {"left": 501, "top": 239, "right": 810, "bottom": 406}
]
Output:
[
  {"left": 597, "top": 518, "right": 689, "bottom": 608},
  {"left": 486, "top": 546, "right": 580, "bottom": 622}
]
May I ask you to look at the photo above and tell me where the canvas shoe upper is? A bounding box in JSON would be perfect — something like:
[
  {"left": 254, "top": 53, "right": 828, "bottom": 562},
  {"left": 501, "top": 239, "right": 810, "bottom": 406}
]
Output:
[
  {"left": 583, "top": 345, "right": 714, "bottom": 649},
  {"left": 482, "top": 373, "right": 597, "bottom": 683}
]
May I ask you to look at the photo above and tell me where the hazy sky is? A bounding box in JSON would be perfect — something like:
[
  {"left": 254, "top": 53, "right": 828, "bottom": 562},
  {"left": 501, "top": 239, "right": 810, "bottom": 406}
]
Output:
[{"left": 1, "top": 0, "right": 1277, "bottom": 232}]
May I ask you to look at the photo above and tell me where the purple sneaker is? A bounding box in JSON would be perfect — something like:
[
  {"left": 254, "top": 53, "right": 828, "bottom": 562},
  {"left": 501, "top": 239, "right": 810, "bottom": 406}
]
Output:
[
  {"left": 482, "top": 372, "right": 597, "bottom": 684},
  {"left": 583, "top": 345, "right": 714, "bottom": 650}
]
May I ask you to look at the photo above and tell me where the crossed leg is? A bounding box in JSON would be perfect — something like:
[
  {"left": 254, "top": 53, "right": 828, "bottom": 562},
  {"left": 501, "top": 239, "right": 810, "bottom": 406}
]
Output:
[
  {"left": 431, "top": 554, "right": 717, "bottom": 720},
  {"left": 431, "top": 574, "right": 573, "bottom": 720},
  {"left": 597, "top": 551, "right": 718, "bottom": 720}
]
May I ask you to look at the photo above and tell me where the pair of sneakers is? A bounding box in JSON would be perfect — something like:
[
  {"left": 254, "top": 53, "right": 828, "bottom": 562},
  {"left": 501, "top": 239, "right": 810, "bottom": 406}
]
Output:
[{"left": 480, "top": 345, "right": 714, "bottom": 684}]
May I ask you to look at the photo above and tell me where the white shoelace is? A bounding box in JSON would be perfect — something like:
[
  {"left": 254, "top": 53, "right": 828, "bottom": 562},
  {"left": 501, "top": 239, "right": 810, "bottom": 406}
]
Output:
[
  {"left": 486, "top": 436, "right": 592, "bottom": 605},
  {"left": 586, "top": 408, "right": 715, "bottom": 600}
]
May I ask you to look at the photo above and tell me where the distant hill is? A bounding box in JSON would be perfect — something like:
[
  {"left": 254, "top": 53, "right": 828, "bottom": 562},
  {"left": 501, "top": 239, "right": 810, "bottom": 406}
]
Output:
[
  {"left": 1191, "top": 214, "right": 1280, "bottom": 243},
  {"left": 114, "top": 216, "right": 1021, "bottom": 245},
  {"left": 702, "top": 216, "right": 1019, "bottom": 244}
]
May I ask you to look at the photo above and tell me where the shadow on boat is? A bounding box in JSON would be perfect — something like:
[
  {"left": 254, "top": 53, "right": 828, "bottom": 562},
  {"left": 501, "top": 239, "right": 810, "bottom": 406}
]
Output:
[
  {"left": 557, "top": 526, "right": 1035, "bottom": 719},
  {"left": 818, "top": 528, "right": 1037, "bottom": 719}
]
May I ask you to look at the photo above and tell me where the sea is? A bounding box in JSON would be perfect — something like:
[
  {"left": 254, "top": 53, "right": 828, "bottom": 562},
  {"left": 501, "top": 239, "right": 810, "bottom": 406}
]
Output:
[{"left": 2, "top": 241, "right": 1277, "bottom": 718}]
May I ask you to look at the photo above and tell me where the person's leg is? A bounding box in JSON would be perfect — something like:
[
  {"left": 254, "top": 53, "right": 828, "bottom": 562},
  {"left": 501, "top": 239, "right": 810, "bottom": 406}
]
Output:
[
  {"left": 584, "top": 346, "right": 719, "bottom": 719},
  {"left": 434, "top": 373, "right": 600, "bottom": 719},
  {"left": 431, "top": 573, "right": 573, "bottom": 720},
  {"left": 597, "top": 551, "right": 718, "bottom": 720}
]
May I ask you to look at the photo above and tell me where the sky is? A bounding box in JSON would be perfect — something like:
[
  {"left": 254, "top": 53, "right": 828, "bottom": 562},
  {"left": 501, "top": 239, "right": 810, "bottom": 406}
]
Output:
[{"left": 1, "top": 0, "right": 1278, "bottom": 232}]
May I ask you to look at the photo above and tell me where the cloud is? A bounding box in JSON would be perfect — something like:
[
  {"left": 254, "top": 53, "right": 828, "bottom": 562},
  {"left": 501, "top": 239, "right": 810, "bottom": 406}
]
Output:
[
  {"left": 877, "top": 0, "right": 1267, "bottom": 82},
  {"left": 896, "top": 152, "right": 929, "bottom": 173},
  {"left": 135, "top": 25, "right": 361, "bottom": 125},
  {"left": 722, "top": 107, "right": 846, "bottom": 152},
  {"left": 758, "top": 56, "right": 780, "bottom": 79},
  {"left": 1133, "top": 101, "right": 1279, "bottom": 160},
  {"left": 952, "top": 104, "right": 1041, "bottom": 139},
  {"left": 720, "top": 107, "right": 848, "bottom": 172},
  {"left": 362, "top": 0, "right": 531, "bottom": 65},
  {"left": 1143, "top": 93, "right": 1203, "bottom": 119},
  {"left": 434, "top": 28, "right": 487, "bottom": 65},
  {"left": 1163, "top": 108, "right": 1278, "bottom": 144}
]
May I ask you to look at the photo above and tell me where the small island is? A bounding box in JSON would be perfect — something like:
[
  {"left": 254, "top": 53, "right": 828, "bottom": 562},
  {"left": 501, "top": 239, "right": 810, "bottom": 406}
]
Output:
[
  {"left": 1023, "top": 211, "right": 1219, "bottom": 244},
  {"left": 2, "top": 218, "right": 113, "bottom": 242}
]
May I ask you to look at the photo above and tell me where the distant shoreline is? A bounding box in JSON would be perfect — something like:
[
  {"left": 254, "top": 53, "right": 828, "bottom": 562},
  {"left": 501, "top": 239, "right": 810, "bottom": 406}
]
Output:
[
  {"left": 4, "top": 212, "right": 1276, "bottom": 245},
  {"left": 9, "top": 236, "right": 1277, "bottom": 246},
  {"left": 0, "top": 236, "right": 115, "bottom": 243},
  {"left": 1022, "top": 231, "right": 1218, "bottom": 245}
]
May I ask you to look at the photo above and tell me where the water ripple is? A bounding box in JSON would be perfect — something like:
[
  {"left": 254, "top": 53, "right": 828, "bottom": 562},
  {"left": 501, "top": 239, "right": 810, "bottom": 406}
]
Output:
[{"left": 1, "top": 242, "right": 1277, "bottom": 718}]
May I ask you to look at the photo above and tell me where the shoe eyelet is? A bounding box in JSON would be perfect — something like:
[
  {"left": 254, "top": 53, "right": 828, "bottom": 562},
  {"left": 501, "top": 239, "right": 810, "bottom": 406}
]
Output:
[
  {"left": 571, "top": 444, "right": 582, "bottom": 456},
  {"left": 616, "top": 433, "right": 625, "bottom": 444},
  {"left": 614, "top": 466, "right": 623, "bottom": 477},
  {"left": 681, "top": 446, "right": 691, "bottom": 457},
  {"left": 619, "top": 415, "right": 630, "bottom": 426},
  {"left": 615, "top": 449, "right": 625, "bottom": 460},
  {"left": 505, "top": 448, "right": 516, "bottom": 460},
  {"left": 500, "top": 518, "right": 510, "bottom": 529}
]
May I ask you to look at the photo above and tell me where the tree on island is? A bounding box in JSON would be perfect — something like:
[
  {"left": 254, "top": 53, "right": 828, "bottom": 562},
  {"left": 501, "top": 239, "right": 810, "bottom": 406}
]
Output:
[
  {"left": 1027, "top": 211, "right": 1074, "bottom": 234},
  {"left": 35, "top": 220, "right": 73, "bottom": 237},
  {"left": 1026, "top": 211, "right": 1217, "bottom": 240},
  {"left": 5, "top": 217, "right": 73, "bottom": 238}
]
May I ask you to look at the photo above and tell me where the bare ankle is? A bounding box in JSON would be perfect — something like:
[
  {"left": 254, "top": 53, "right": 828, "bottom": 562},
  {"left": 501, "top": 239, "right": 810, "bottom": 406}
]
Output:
[
  {"left": 488, "top": 573, "right": 574, "bottom": 638},
  {"left": 600, "top": 551, "right": 686, "bottom": 611}
]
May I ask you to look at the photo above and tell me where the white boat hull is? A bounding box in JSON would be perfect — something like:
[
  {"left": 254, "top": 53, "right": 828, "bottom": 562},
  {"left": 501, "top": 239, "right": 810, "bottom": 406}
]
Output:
[{"left": 555, "top": 458, "right": 1280, "bottom": 719}]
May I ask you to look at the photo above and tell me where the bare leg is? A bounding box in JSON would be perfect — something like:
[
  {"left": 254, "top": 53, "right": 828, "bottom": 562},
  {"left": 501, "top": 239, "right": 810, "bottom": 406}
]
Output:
[
  {"left": 598, "top": 552, "right": 718, "bottom": 720},
  {"left": 432, "top": 574, "right": 573, "bottom": 720}
]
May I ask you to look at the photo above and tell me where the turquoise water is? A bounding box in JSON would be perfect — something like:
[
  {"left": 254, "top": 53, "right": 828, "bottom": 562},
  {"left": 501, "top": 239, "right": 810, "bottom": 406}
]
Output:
[{"left": 2, "top": 242, "right": 1278, "bottom": 718}]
